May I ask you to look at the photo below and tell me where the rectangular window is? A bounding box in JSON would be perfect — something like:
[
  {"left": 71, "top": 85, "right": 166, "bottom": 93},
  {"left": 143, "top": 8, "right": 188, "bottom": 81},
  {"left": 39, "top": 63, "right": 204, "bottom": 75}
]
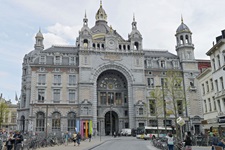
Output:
[
  {"left": 177, "top": 100, "right": 183, "bottom": 115},
  {"left": 108, "top": 93, "right": 114, "bottom": 105},
  {"left": 53, "top": 89, "right": 60, "bottom": 102},
  {"left": 202, "top": 84, "right": 205, "bottom": 95},
  {"left": 212, "top": 58, "right": 216, "bottom": 71},
  {"left": 84, "top": 107, "right": 89, "bottom": 115},
  {"left": 206, "top": 81, "right": 209, "bottom": 92},
  {"left": 69, "top": 75, "right": 76, "bottom": 85},
  {"left": 149, "top": 120, "right": 158, "bottom": 127},
  {"left": 204, "top": 100, "right": 207, "bottom": 113},
  {"left": 217, "top": 55, "right": 221, "bottom": 68},
  {"left": 115, "top": 93, "right": 122, "bottom": 105},
  {"left": 147, "top": 78, "right": 154, "bottom": 88},
  {"left": 213, "top": 96, "right": 216, "bottom": 111},
  {"left": 218, "top": 100, "right": 222, "bottom": 112},
  {"left": 68, "top": 89, "right": 75, "bottom": 102},
  {"left": 149, "top": 99, "right": 156, "bottom": 115},
  {"left": 55, "top": 56, "right": 61, "bottom": 64},
  {"left": 147, "top": 60, "right": 152, "bottom": 68},
  {"left": 54, "top": 75, "right": 61, "bottom": 85},
  {"left": 220, "top": 77, "right": 224, "bottom": 90},
  {"left": 208, "top": 98, "right": 212, "bottom": 112},
  {"left": 124, "top": 110, "right": 128, "bottom": 116},
  {"left": 38, "top": 89, "right": 45, "bottom": 102},
  {"left": 40, "top": 56, "right": 46, "bottom": 64},
  {"left": 139, "top": 108, "right": 144, "bottom": 115},
  {"left": 69, "top": 57, "right": 76, "bottom": 65},
  {"left": 210, "top": 79, "right": 214, "bottom": 91},
  {"left": 38, "top": 74, "right": 46, "bottom": 85},
  {"left": 100, "top": 92, "right": 107, "bottom": 105},
  {"left": 215, "top": 80, "right": 219, "bottom": 92}
]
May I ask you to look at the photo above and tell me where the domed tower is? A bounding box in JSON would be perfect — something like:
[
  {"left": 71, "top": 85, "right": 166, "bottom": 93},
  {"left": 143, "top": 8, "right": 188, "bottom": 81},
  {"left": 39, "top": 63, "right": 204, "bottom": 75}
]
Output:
[
  {"left": 175, "top": 17, "right": 195, "bottom": 61},
  {"left": 77, "top": 11, "right": 92, "bottom": 49},
  {"left": 95, "top": 0, "right": 107, "bottom": 22},
  {"left": 128, "top": 14, "right": 143, "bottom": 51},
  {"left": 34, "top": 29, "right": 44, "bottom": 50}
]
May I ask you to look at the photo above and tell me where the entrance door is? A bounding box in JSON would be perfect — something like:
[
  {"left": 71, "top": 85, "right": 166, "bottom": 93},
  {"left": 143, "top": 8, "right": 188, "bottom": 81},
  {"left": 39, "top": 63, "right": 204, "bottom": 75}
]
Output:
[{"left": 105, "top": 111, "right": 118, "bottom": 135}]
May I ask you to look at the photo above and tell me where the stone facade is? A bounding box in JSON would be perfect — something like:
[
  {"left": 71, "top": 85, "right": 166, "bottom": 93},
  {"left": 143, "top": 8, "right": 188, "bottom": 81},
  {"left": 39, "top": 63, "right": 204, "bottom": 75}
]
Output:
[{"left": 17, "top": 2, "right": 204, "bottom": 136}]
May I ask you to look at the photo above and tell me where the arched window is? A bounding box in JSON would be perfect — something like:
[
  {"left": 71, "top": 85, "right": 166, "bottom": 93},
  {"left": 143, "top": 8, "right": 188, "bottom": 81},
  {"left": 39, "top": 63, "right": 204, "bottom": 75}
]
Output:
[
  {"left": 119, "top": 45, "right": 122, "bottom": 50},
  {"left": 52, "top": 112, "right": 61, "bottom": 131},
  {"left": 185, "top": 35, "right": 189, "bottom": 43},
  {"left": 83, "top": 39, "right": 88, "bottom": 48},
  {"left": 102, "top": 44, "right": 104, "bottom": 49},
  {"left": 127, "top": 45, "right": 130, "bottom": 50},
  {"left": 180, "top": 35, "right": 184, "bottom": 44},
  {"left": 123, "top": 45, "right": 126, "bottom": 50},
  {"left": 134, "top": 42, "right": 139, "bottom": 50},
  {"left": 36, "top": 112, "right": 45, "bottom": 131},
  {"left": 93, "top": 43, "right": 95, "bottom": 48},
  {"left": 68, "top": 112, "right": 76, "bottom": 132}
]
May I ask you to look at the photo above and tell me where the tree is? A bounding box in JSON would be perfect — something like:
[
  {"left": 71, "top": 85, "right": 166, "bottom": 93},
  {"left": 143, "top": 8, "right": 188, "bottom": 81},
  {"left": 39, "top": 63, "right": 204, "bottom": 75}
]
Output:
[
  {"left": 0, "top": 101, "right": 9, "bottom": 128},
  {"left": 149, "top": 70, "right": 187, "bottom": 140},
  {"left": 150, "top": 86, "right": 165, "bottom": 137},
  {"left": 164, "top": 70, "right": 187, "bottom": 140}
]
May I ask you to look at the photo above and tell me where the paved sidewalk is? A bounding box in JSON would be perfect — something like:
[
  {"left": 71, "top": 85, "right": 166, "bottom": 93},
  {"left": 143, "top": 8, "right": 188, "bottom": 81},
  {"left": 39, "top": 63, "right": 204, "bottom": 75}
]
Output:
[{"left": 40, "top": 136, "right": 115, "bottom": 150}]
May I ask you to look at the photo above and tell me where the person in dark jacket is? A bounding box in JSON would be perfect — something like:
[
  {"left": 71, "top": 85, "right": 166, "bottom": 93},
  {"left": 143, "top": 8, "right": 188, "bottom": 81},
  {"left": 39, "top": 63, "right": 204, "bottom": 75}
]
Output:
[
  {"left": 13, "top": 131, "right": 23, "bottom": 150},
  {"left": 184, "top": 135, "right": 192, "bottom": 150},
  {"left": 211, "top": 134, "right": 219, "bottom": 150},
  {"left": 76, "top": 132, "right": 81, "bottom": 146},
  {"left": 217, "top": 138, "right": 225, "bottom": 148}
]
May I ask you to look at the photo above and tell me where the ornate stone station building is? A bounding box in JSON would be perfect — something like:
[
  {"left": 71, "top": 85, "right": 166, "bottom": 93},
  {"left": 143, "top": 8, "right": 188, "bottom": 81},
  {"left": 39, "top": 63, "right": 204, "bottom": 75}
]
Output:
[{"left": 17, "top": 2, "right": 204, "bottom": 137}]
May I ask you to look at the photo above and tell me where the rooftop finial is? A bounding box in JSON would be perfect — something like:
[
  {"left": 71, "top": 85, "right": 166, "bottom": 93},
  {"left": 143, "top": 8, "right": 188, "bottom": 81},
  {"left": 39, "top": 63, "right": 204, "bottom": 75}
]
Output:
[
  {"left": 100, "top": 0, "right": 102, "bottom": 7},
  {"left": 133, "top": 13, "right": 135, "bottom": 22},
  {"left": 85, "top": 10, "right": 87, "bottom": 18},
  {"left": 181, "top": 14, "right": 183, "bottom": 23}
]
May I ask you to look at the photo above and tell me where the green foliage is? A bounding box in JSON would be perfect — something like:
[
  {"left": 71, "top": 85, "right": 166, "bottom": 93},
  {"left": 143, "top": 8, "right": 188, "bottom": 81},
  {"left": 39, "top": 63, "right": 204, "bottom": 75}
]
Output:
[{"left": 0, "top": 102, "right": 9, "bottom": 127}]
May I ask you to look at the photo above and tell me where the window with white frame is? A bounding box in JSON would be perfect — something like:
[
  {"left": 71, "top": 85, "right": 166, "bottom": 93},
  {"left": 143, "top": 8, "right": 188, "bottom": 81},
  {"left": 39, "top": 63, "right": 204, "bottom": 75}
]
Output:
[
  {"left": 139, "top": 107, "right": 144, "bottom": 115},
  {"left": 210, "top": 79, "right": 214, "bottom": 91},
  {"left": 68, "top": 89, "right": 76, "bottom": 102},
  {"left": 38, "top": 89, "right": 45, "bottom": 102},
  {"left": 212, "top": 59, "right": 216, "bottom": 71},
  {"left": 147, "top": 60, "right": 152, "bottom": 68},
  {"left": 147, "top": 78, "right": 154, "bottom": 87},
  {"left": 53, "top": 89, "right": 60, "bottom": 102},
  {"left": 161, "top": 60, "right": 165, "bottom": 68},
  {"left": 202, "top": 84, "right": 205, "bottom": 95},
  {"left": 204, "top": 100, "right": 207, "bottom": 113},
  {"left": 206, "top": 81, "right": 209, "bottom": 92},
  {"left": 213, "top": 96, "right": 216, "bottom": 111},
  {"left": 215, "top": 80, "right": 219, "bottom": 92},
  {"left": 40, "top": 56, "right": 46, "bottom": 64},
  {"left": 53, "top": 75, "right": 61, "bottom": 85},
  {"left": 36, "top": 112, "right": 45, "bottom": 131},
  {"left": 38, "top": 74, "right": 46, "bottom": 85},
  {"left": 208, "top": 98, "right": 211, "bottom": 112},
  {"left": 218, "top": 100, "right": 222, "bottom": 112},
  {"left": 69, "top": 57, "right": 76, "bottom": 65},
  {"left": 55, "top": 56, "right": 61, "bottom": 65},
  {"left": 220, "top": 77, "right": 224, "bottom": 90},
  {"left": 69, "top": 75, "right": 76, "bottom": 85},
  {"left": 217, "top": 54, "right": 221, "bottom": 68}
]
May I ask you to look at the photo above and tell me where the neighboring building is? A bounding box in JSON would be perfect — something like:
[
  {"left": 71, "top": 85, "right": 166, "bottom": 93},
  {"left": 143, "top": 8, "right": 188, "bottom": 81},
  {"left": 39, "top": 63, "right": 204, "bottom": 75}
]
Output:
[
  {"left": 17, "top": 2, "right": 204, "bottom": 137},
  {"left": 197, "top": 29, "right": 225, "bottom": 135},
  {"left": 0, "top": 97, "right": 17, "bottom": 132}
]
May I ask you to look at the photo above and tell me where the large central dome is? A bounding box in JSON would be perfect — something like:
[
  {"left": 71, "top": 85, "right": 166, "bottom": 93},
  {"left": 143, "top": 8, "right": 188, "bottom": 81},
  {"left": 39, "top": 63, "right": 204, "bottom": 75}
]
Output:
[{"left": 95, "top": 1, "right": 107, "bottom": 22}]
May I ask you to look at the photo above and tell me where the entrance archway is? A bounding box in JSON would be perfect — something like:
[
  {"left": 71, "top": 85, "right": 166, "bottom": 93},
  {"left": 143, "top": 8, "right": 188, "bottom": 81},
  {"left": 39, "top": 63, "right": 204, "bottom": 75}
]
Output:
[{"left": 105, "top": 111, "right": 118, "bottom": 135}]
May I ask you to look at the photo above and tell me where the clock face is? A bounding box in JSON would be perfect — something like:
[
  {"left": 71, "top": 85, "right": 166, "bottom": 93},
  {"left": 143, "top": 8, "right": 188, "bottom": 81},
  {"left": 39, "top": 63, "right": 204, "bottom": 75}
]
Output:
[{"left": 108, "top": 39, "right": 116, "bottom": 49}]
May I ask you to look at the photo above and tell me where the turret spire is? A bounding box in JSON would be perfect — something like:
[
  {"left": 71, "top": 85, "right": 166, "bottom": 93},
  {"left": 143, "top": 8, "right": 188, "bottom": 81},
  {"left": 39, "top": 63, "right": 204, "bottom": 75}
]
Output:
[
  {"left": 83, "top": 10, "right": 88, "bottom": 26},
  {"left": 181, "top": 14, "right": 183, "bottom": 23}
]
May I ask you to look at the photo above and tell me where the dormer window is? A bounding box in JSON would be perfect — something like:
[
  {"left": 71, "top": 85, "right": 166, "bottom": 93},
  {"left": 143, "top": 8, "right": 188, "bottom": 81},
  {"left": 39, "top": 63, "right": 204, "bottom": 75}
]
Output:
[
  {"left": 55, "top": 56, "right": 61, "bottom": 65},
  {"left": 83, "top": 39, "right": 88, "bottom": 48},
  {"left": 69, "top": 57, "right": 76, "bottom": 65},
  {"left": 161, "top": 60, "right": 165, "bottom": 68},
  {"left": 40, "top": 56, "right": 46, "bottom": 64}
]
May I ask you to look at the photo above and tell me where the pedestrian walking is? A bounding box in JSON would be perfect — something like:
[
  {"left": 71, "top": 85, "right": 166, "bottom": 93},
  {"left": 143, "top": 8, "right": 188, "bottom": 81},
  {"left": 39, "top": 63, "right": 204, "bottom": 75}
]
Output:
[
  {"left": 76, "top": 132, "right": 81, "bottom": 146},
  {"left": 211, "top": 134, "right": 219, "bottom": 150},
  {"left": 64, "top": 131, "right": 70, "bottom": 146},
  {"left": 184, "top": 135, "right": 192, "bottom": 150},
  {"left": 6, "top": 132, "right": 14, "bottom": 150},
  {"left": 88, "top": 133, "right": 92, "bottom": 142},
  {"left": 13, "top": 131, "right": 23, "bottom": 150},
  {"left": 72, "top": 132, "right": 77, "bottom": 146},
  {"left": 166, "top": 132, "right": 174, "bottom": 150}
]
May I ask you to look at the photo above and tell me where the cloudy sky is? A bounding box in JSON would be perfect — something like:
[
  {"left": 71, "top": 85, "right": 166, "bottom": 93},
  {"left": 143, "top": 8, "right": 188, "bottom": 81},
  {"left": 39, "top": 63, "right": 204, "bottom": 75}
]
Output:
[{"left": 1, "top": 0, "right": 224, "bottom": 103}]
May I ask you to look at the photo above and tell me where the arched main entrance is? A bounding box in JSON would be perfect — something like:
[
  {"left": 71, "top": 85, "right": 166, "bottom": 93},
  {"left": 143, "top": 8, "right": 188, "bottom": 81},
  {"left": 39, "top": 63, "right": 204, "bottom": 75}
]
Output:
[
  {"left": 105, "top": 111, "right": 118, "bottom": 135},
  {"left": 97, "top": 69, "right": 129, "bottom": 135}
]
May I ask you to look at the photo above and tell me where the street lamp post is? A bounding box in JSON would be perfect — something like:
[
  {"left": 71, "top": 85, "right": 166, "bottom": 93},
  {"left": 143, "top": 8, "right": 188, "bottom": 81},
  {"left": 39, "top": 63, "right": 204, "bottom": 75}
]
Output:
[{"left": 162, "top": 78, "right": 167, "bottom": 133}]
